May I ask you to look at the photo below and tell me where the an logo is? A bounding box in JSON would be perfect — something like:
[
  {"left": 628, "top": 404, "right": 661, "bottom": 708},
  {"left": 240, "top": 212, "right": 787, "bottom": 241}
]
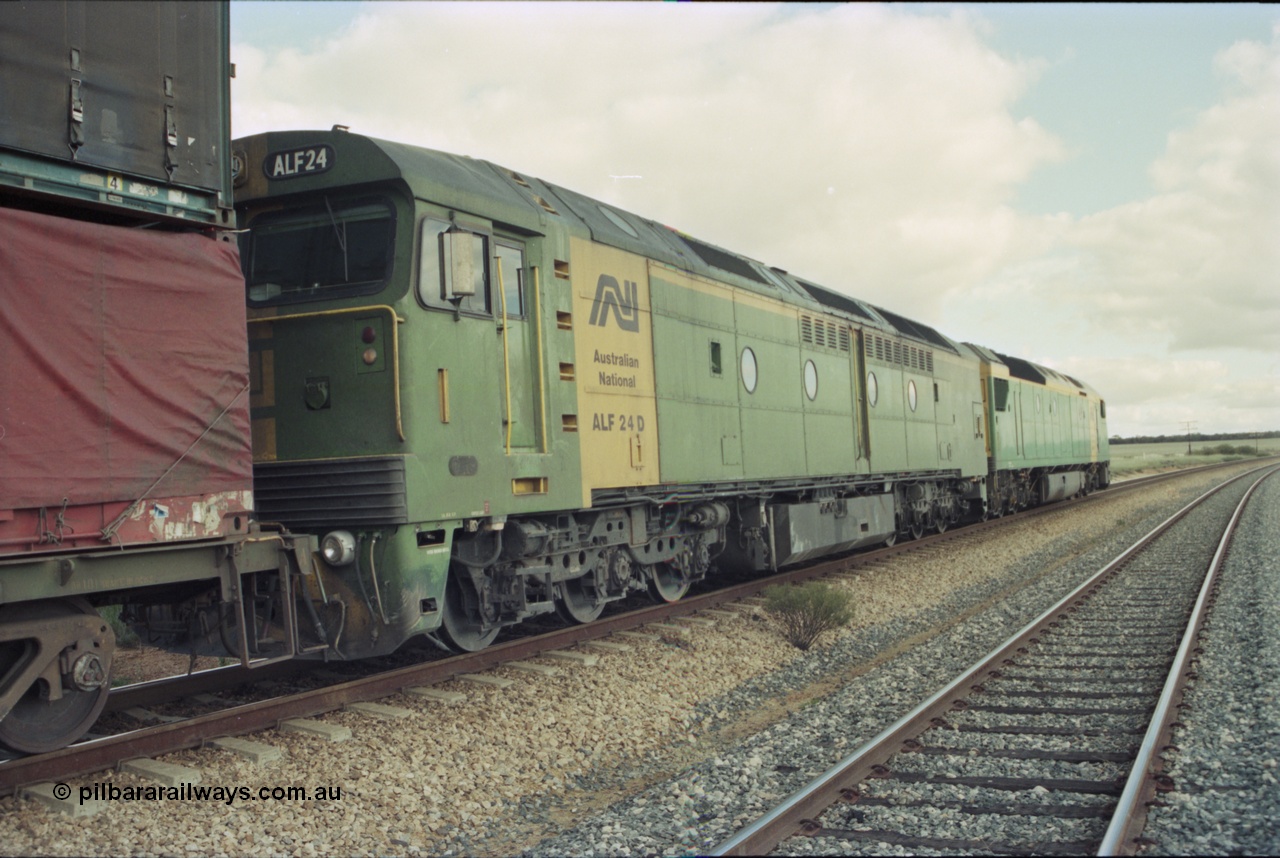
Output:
[{"left": 588, "top": 275, "right": 640, "bottom": 332}]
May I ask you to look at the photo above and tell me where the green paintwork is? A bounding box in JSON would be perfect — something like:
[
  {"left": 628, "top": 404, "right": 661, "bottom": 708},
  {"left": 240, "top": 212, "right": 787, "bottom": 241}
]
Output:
[{"left": 233, "top": 128, "right": 1109, "bottom": 657}]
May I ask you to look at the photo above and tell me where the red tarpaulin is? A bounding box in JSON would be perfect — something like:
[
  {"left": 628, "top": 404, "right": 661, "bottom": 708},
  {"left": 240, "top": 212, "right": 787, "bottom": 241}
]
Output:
[{"left": 0, "top": 206, "right": 252, "bottom": 523}]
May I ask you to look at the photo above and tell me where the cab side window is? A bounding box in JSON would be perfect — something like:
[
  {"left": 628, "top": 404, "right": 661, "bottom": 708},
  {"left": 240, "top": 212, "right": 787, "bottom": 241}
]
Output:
[{"left": 494, "top": 243, "right": 525, "bottom": 318}]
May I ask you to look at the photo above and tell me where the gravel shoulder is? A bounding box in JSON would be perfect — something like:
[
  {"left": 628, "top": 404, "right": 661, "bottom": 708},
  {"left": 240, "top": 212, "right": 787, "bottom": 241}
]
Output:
[
  {"left": 1139, "top": 470, "right": 1280, "bottom": 856},
  {"left": 0, "top": 464, "right": 1270, "bottom": 857}
]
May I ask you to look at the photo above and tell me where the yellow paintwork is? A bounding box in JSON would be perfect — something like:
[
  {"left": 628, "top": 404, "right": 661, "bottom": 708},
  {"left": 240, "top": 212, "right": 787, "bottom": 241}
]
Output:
[{"left": 570, "top": 237, "right": 661, "bottom": 502}]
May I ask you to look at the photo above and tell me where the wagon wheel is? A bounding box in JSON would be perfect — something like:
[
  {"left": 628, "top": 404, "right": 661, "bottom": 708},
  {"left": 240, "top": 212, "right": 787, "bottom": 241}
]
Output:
[
  {"left": 556, "top": 577, "right": 605, "bottom": 624},
  {"left": 0, "top": 598, "right": 112, "bottom": 754},
  {"left": 438, "top": 571, "right": 499, "bottom": 652},
  {"left": 647, "top": 562, "right": 690, "bottom": 603}
]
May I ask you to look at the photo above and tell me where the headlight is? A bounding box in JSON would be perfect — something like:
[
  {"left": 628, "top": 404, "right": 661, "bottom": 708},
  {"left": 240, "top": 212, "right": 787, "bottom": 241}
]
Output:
[{"left": 321, "top": 530, "right": 356, "bottom": 566}]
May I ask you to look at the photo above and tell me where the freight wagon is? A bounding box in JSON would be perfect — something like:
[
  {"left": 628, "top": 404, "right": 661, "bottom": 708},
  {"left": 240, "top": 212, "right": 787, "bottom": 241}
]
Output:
[{"left": 0, "top": 2, "right": 321, "bottom": 753}]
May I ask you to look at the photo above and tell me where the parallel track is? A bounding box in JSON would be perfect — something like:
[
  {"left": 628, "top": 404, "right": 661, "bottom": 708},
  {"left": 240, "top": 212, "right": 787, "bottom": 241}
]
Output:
[
  {"left": 712, "top": 463, "right": 1279, "bottom": 856},
  {"left": 0, "top": 462, "right": 1262, "bottom": 801}
]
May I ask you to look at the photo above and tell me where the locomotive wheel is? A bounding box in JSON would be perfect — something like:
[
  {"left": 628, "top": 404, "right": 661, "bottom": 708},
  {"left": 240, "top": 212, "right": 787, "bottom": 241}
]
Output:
[
  {"left": 909, "top": 519, "right": 925, "bottom": 540},
  {"left": 0, "top": 598, "right": 111, "bottom": 754},
  {"left": 935, "top": 516, "right": 948, "bottom": 534},
  {"left": 438, "top": 572, "right": 499, "bottom": 652},
  {"left": 556, "top": 578, "right": 605, "bottom": 624},
  {"left": 647, "top": 563, "right": 690, "bottom": 603}
]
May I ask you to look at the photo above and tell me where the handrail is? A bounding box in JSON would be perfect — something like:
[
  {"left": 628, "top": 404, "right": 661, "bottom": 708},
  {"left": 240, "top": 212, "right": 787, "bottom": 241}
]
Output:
[
  {"left": 495, "top": 258, "right": 513, "bottom": 455},
  {"left": 533, "top": 265, "right": 549, "bottom": 454}
]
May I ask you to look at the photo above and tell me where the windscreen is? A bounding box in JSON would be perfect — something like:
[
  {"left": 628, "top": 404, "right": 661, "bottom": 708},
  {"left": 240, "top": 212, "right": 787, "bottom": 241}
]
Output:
[{"left": 244, "top": 196, "right": 394, "bottom": 305}]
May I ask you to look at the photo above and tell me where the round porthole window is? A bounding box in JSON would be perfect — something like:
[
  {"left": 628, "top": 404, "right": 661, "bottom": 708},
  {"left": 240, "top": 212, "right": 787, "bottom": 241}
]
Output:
[
  {"left": 740, "top": 347, "right": 758, "bottom": 394},
  {"left": 804, "top": 360, "right": 818, "bottom": 401},
  {"left": 866, "top": 371, "right": 878, "bottom": 407},
  {"left": 908, "top": 379, "right": 918, "bottom": 412}
]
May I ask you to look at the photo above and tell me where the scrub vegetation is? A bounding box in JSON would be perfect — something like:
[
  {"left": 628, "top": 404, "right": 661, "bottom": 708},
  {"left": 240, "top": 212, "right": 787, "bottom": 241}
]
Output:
[
  {"left": 1108, "top": 437, "right": 1279, "bottom": 477},
  {"left": 763, "top": 582, "right": 856, "bottom": 651}
]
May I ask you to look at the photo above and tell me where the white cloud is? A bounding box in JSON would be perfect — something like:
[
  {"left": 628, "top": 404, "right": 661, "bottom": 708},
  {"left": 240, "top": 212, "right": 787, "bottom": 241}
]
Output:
[
  {"left": 1048, "top": 26, "right": 1280, "bottom": 354},
  {"left": 1054, "top": 354, "right": 1280, "bottom": 438},
  {"left": 231, "top": 3, "right": 1061, "bottom": 319},
  {"left": 231, "top": 4, "right": 1279, "bottom": 436}
]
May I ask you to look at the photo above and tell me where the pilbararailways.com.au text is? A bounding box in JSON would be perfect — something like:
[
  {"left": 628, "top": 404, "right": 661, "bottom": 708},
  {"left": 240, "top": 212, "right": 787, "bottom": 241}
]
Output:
[{"left": 63, "top": 782, "right": 342, "bottom": 806}]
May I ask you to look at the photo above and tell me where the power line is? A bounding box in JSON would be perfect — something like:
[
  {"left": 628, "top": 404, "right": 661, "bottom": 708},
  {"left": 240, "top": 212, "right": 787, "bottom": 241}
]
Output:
[{"left": 1177, "top": 422, "right": 1198, "bottom": 455}]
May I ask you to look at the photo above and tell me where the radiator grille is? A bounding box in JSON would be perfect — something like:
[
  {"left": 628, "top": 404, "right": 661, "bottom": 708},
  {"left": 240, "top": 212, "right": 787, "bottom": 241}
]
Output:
[{"left": 253, "top": 456, "right": 408, "bottom": 530}]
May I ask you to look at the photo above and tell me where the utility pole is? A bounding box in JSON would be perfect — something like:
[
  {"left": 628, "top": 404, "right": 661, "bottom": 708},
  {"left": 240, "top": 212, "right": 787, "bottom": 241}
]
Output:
[{"left": 1180, "top": 420, "right": 1197, "bottom": 455}]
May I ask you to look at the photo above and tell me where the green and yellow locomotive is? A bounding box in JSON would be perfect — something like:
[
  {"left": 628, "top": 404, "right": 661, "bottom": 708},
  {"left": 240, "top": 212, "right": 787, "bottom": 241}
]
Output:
[
  {"left": 0, "top": 2, "right": 1105, "bottom": 756},
  {"left": 232, "top": 129, "right": 1109, "bottom": 656}
]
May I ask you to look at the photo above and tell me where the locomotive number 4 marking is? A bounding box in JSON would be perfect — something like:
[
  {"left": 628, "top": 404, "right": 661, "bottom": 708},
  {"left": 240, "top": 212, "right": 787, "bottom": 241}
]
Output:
[
  {"left": 588, "top": 275, "right": 640, "bottom": 332},
  {"left": 264, "top": 145, "right": 335, "bottom": 180},
  {"left": 591, "top": 412, "right": 646, "bottom": 432}
]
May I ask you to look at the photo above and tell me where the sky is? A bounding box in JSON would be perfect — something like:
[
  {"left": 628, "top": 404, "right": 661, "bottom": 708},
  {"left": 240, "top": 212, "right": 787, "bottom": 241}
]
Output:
[{"left": 229, "top": 2, "right": 1280, "bottom": 439}]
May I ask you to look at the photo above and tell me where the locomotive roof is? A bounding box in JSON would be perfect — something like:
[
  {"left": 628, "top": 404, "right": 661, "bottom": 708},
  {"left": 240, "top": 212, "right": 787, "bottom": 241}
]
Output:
[
  {"left": 965, "top": 342, "right": 1102, "bottom": 397},
  {"left": 237, "top": 130, "right": 958, "bottom": 353}
]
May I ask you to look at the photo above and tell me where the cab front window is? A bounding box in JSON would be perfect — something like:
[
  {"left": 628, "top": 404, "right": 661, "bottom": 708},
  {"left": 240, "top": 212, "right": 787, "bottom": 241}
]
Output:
[{"left": 244, "top": 196, "right": 394, "bottom": 306}]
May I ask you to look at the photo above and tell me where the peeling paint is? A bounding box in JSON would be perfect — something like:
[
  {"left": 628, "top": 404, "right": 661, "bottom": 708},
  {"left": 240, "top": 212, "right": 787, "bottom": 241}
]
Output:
[{"left": 120, "top": 490, "right": 253, "bottom": 545}]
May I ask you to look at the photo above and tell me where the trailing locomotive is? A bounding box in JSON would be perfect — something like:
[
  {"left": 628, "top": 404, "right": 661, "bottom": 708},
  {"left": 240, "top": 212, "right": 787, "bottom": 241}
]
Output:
[{"left": 232, "top": 128, "right": 1110, "bottom": 655}]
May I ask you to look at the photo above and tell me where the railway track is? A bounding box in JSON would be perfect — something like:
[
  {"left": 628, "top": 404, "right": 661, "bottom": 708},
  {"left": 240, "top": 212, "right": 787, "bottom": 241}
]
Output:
[
  {"left": 712, "top": 462, "right": 1279, "bottom": 857},
  {"left": 0, "top": 462, "right": 1260, "bottom": 805}
]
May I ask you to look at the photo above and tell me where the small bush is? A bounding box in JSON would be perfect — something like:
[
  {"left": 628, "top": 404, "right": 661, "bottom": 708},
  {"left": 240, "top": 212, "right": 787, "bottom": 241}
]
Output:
[
  {"left": 762, "top": 582, "right": 855, "bottom": 651},
  {"left": 100, "top": 604, "right": 140, "bottom": 648}
]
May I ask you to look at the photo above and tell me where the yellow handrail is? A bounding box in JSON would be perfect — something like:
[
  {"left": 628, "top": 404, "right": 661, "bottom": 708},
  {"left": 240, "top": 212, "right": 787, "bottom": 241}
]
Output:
[
  {"left": 495, "top": 257, "right": 513, "bottom": 455},
  {"left": 533, "top": 265, "right": 548, "bottom": 454},
  {"left": 249, "top": 304, "right": 405, "bottom": 441}
]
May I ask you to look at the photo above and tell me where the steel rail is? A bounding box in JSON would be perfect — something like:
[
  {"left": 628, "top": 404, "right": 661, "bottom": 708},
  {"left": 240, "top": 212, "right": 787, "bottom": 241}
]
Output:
[
  {"left": 0, "top": 461, "right": 1252, "bottom": 798},
  {"left": 0, "top": 547, "right": 903, "bottom": 797},
  {"left": 710, "top": 464, "right": 1272, "bottom": 857},
  {"left": 1097, "top": 464, "right": 1280, "bottom": 855}
]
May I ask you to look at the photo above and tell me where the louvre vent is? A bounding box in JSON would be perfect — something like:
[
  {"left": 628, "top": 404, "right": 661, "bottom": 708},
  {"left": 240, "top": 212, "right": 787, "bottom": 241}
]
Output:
[
  {"left": 800, "top": 315, "right": 850, "bottom": 352},
  {"left": 254, "top": 456, "right": 408, "bottom": 530},
  {"left": 865, "top": 334, "right": 933, "bottom": 374}
]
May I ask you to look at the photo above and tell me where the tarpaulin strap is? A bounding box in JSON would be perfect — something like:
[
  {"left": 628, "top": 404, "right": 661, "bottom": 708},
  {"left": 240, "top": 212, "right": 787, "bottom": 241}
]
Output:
[
  {"left": 100, "top": 382, "right": 251, "bottom": 545},
  {"left": 38, "top": 498, "right": 72, "bottom": 544}
]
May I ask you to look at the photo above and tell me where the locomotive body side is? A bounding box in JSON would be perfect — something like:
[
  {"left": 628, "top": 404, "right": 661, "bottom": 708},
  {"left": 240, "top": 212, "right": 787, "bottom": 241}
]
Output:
[{"left": 235, "top": 129, "right": 1087, "bottom": 657}]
